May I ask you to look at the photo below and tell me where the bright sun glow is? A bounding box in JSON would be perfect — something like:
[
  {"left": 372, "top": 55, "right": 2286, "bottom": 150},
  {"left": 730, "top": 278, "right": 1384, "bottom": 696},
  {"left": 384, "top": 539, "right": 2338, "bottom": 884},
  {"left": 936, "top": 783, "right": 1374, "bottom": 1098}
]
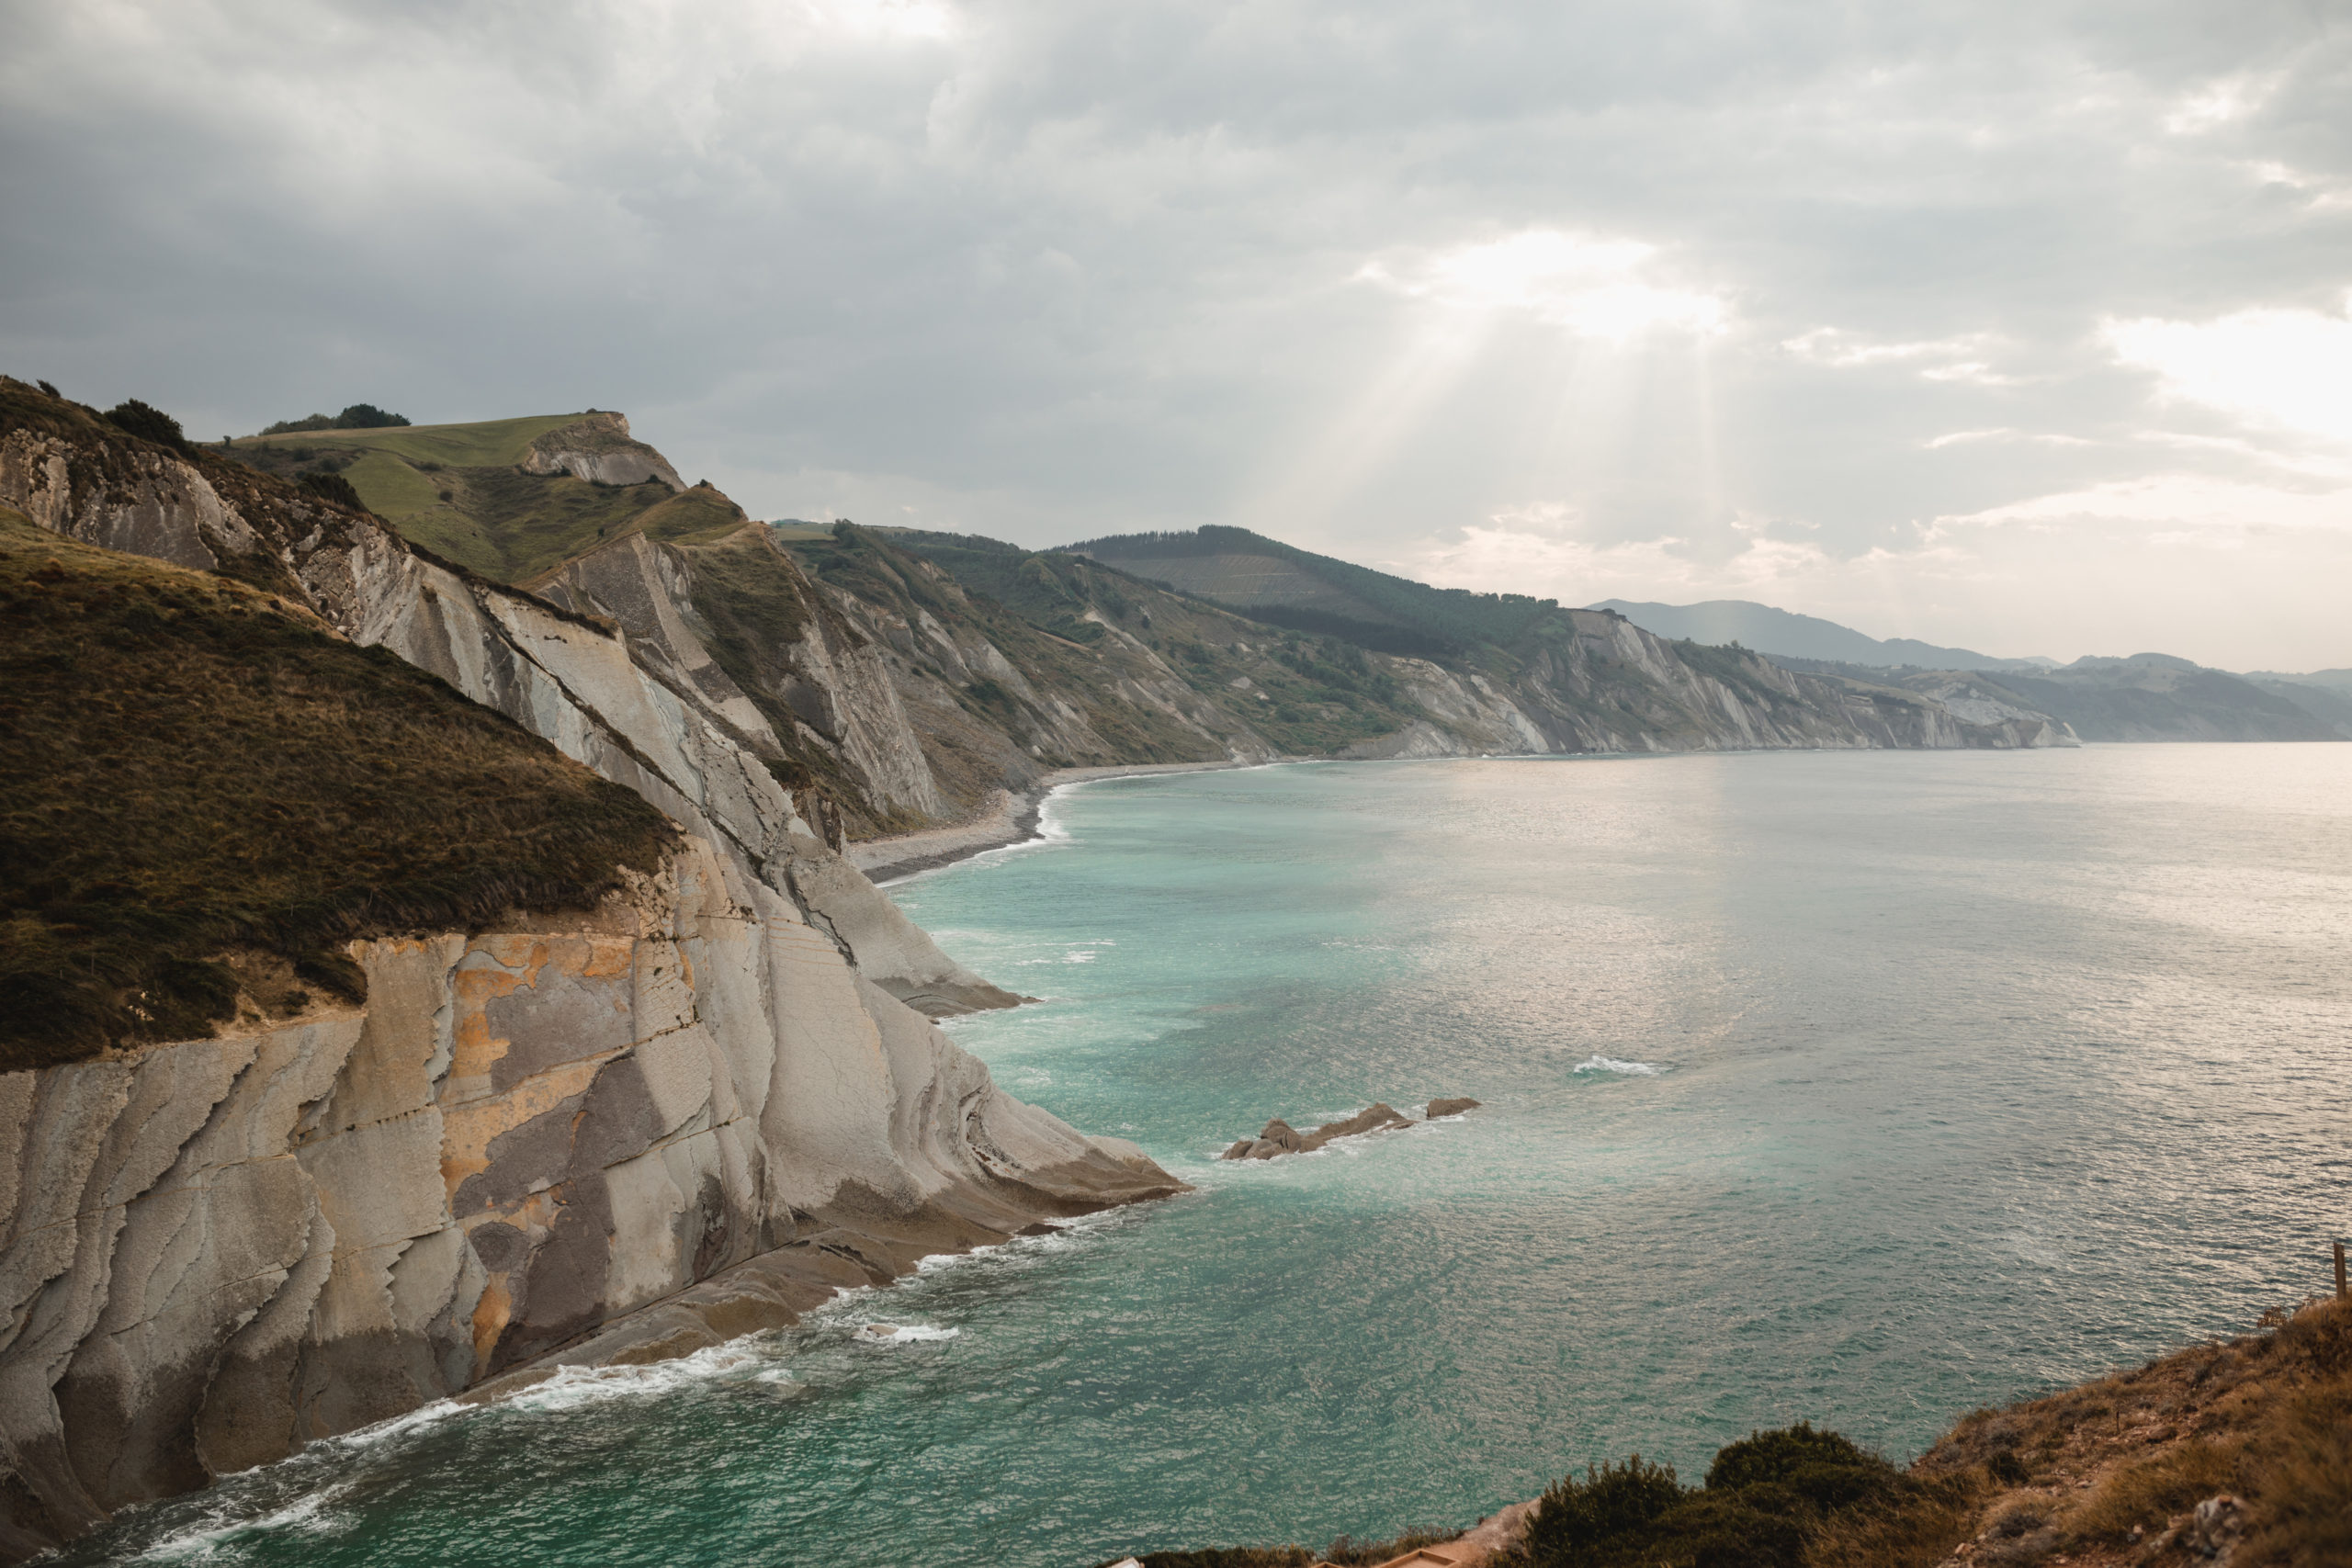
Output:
[
  {"left": 1368, "top": 231, "right": 1727, "bottom": 340},
  {"left": 2108, "top": 298, "right": 2352, "bottom": 445}
]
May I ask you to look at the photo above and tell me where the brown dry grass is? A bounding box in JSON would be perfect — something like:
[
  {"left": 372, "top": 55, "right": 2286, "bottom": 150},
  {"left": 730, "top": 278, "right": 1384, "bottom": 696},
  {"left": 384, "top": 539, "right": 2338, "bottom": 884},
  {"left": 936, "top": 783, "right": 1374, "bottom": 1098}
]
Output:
[
  {"left": 1123, "top": 1300, "right": 2352, "bottom": 1568},
  {"left": 1893, "top": 1294, "right": 2352, "bottom": 1568},
  {"left": 0, "top": 507, "right": 675, "bottom": 1067}
]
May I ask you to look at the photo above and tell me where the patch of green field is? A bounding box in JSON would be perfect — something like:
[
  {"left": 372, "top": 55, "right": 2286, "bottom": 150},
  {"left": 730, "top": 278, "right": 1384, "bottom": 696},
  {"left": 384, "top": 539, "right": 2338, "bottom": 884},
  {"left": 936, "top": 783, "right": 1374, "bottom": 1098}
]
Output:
[
  {"left": 224, "top": 412, "right": 746, "bottom": 582},
  {"left": 232, "top": 412, "right": 585, "bottom": 468},
  {"left": 381, "top": 466, "right": 674, "bottom": 581},
  {"left": 0, "top": 505, "right": 675, "bottom": 1069},
  {"left": 632, "top": 487, "right": 754, "bottom": 549},
  {"left": 343, "top": 449, "right": 447, "bottom": 520}
]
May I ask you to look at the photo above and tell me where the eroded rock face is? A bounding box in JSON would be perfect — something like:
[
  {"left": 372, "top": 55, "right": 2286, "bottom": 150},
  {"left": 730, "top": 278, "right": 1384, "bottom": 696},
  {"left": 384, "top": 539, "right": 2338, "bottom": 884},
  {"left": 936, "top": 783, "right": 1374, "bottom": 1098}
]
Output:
[
  {"left": 0, "top": 837, "right": 1179, "bottom": 1558},
  {"left": 0, "top": 385, "right": 1177, "bottom": 1557},
  {"left": 1349, "top": 615, "right": 2076, "bottom": 757},
  {"left": 519, "top": 412, "right": 687, "bottom": 491}
]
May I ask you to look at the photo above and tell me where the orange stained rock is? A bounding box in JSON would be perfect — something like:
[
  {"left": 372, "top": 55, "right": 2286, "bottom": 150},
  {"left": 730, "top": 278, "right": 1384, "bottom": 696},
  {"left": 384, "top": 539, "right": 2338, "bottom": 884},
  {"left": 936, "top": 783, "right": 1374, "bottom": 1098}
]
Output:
[
  {"left": 447, "top": 934, "right": 637, "bottom": 1099},
  {"left": 437, "top": 1055, "right": 609, "bottom": 1200},
  {"left": 469, "top": 1270, "right": 512, "bottom": 1371}
]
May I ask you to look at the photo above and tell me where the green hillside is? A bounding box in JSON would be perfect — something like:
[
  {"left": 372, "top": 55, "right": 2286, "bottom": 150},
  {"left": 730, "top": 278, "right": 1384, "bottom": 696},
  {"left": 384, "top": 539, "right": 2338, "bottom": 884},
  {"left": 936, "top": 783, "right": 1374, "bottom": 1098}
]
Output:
[
  {"left": 792, "top": 526, "right": 1424, "bottom": 764},
  {"left": 233, "top": 412, "right": 584, "bottom": 468},
  {"left": 224, "top": 412, "right": 726, "bottom": 581},
  {"left": 1063, "top": 525, "right": 1559, "bottom": 658},
  {"left": 0, "top": 504, "right": 674, "bottom": 1068}
]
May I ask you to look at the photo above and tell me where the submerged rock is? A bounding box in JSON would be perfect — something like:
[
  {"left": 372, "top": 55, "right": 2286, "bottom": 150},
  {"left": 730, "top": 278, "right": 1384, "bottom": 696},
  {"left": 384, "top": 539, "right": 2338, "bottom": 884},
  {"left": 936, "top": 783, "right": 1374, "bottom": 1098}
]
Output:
[{"left": 1219, "top": 1101, "right": 1426, "bottom": 1160}]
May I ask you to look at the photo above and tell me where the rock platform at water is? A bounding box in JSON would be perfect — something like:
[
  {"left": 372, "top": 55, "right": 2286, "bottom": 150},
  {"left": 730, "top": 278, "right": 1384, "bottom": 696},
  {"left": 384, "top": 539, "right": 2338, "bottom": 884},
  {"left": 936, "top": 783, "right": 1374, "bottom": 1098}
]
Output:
[{"left": 1221, "top": 1098, "right": 1478, "bottom": 1160}]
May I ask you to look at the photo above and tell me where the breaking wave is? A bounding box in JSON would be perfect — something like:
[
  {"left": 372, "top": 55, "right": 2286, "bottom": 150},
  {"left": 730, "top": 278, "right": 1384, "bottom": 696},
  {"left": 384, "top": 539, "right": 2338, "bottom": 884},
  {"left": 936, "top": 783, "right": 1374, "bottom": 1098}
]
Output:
[{"left": 1573, "top": 1055, "right": 1665, "bottom": 1077}]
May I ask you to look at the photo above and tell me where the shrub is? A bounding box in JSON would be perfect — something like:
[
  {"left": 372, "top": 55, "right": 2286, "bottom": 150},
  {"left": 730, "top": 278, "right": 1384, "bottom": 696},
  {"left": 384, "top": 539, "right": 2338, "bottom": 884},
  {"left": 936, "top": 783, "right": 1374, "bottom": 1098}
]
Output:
[
  {"left": 260, "top": 403, "right": 410, "bottom": 435},
  {"left": 103, "top": 398, "right": 188, "bottom": 452},
  {"left": 1521, "top": 1455, "right": 1687, "bottom": 1562},
  {"left": 1706, "top": 1423, "right": 1887, "bottom": 1494},
  {"left": 297, "top": 469, "right": 367, "bottom": 512}
]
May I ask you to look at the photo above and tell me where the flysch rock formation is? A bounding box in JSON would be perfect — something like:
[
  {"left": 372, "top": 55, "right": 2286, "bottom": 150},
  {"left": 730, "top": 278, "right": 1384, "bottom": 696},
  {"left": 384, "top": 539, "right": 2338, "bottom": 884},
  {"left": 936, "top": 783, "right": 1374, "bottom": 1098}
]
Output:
[
  {"left": 524, "top": 525, "right": 954, "bottom": 827},
  {"left": 1344, "top": 615, "right": 2075, "bottom": 759},
  {"left": 518, "top": 410, "right": 687, "bottom": 491},
  {"left": 0, "top": 383, "right": 1179, "bottom": 1558}
]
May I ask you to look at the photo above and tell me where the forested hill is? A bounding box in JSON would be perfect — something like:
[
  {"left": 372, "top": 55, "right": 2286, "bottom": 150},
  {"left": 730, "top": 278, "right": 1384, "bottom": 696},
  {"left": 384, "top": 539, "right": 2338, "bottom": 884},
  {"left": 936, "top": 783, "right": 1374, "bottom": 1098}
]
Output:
[{"left": 1058, "top": 525, "right": 1558, "bottom": 657}]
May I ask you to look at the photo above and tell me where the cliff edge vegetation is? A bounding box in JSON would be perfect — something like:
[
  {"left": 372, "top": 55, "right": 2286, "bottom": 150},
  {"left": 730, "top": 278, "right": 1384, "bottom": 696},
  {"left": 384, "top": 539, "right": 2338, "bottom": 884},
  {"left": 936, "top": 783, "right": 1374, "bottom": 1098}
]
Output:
[
  {"left": 1118, "top": 1294, "right": 2352, "bottom": 1568},
  {"left": 0, "top": 505, "right": 675, "bottom": 1069}
]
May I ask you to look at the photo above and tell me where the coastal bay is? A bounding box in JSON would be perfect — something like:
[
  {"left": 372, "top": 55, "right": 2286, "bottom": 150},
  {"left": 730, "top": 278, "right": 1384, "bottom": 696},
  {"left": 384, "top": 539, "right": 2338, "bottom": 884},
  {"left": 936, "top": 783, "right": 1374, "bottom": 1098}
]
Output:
[{"left": 47, "top": 747, "right": 2352, "bottom": 1568}]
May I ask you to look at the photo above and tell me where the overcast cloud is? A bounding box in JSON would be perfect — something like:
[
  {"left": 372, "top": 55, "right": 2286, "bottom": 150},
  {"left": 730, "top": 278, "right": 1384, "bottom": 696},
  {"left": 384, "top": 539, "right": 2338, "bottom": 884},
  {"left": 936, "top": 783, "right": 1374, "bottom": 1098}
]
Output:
[{"left": 5, "top": 0, "right": 2349, "bottom": 667}]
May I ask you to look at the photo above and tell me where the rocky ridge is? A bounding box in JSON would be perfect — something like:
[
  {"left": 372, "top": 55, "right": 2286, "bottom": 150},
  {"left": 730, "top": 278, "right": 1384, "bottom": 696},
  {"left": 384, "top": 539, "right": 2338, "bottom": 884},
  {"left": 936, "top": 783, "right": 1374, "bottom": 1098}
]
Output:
[{"left": 0, "top": 379, "right": 1181, "bottom": 1558}]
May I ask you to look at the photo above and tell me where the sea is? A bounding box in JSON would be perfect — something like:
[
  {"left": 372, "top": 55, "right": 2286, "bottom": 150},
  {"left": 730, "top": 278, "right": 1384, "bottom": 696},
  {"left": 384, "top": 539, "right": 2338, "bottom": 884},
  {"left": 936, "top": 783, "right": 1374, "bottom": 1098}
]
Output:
[{"left": 54, "top": 747, "right": 2352, "bottom": 1567}]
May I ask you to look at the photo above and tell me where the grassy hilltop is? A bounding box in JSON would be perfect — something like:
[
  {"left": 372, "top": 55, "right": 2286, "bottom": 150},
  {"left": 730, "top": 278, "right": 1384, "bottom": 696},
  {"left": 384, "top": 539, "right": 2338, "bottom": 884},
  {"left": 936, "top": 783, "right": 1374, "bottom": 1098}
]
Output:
[{"left": 226, "top": 412, "right": 741, "bottom": 581}]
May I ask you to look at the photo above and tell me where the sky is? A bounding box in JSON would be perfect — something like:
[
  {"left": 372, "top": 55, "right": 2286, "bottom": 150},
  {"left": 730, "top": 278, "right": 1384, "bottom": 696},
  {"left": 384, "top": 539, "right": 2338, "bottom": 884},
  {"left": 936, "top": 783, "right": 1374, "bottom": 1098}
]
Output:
[{"left": 4, "top": 1, "right": 2349, "bottom": 669}]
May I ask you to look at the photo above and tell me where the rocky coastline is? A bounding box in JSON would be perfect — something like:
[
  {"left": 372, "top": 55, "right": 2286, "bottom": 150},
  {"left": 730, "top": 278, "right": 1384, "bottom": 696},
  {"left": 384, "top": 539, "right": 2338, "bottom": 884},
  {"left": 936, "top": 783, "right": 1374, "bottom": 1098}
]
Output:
[
  {"left": 849, "top": 760, "right": 1253, "bottom": 884},
  {"left": 0, "top": 383, "right": 1191, "bottom": 1559}
]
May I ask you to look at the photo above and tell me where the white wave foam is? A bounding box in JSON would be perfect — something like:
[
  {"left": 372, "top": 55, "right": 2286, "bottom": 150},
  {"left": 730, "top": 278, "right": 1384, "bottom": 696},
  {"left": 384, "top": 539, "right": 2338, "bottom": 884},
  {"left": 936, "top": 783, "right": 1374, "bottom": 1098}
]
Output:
[
  {"left": 497, "top": 1338, "right": 781, "bottom": 1414},
  {"left": 134, "top": 1489, "right": 343, "bottom": 1562},
  {"left": 1573, "top": 1055, "right": 1665, "bottom": 1077},
  {"left": 853, "top": 1321, "right": 960, "bottom": 1346}
]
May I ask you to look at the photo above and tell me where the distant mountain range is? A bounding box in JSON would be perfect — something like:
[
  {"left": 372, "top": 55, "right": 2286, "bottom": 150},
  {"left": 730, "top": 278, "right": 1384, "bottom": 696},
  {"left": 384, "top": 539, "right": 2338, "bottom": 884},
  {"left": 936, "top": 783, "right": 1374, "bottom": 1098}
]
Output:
[
  {"left": 1596, "top": 599, "right": 2349, "bottom": 742},
  {"left": 1588, "top": 599, "right": 2056, "bottom": 671},
  {"left": 208, "top": 414, "right": 2351, "bottom": 750}
]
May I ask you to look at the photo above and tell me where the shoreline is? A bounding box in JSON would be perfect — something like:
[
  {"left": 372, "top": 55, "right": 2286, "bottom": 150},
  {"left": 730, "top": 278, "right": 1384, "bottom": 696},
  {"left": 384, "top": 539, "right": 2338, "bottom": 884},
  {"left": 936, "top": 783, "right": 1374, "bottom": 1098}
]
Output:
[{"left": 848, "top": 759, "right": 1256, "bottom": 884}]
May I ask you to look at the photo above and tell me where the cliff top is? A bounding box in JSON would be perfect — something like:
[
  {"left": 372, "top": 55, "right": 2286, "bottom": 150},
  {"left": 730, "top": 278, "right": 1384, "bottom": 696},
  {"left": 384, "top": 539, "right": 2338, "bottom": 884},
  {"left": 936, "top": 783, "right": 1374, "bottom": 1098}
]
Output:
[
  {"left": 220, "top": 410, "right": 726, "bottom": 582},
  {"left": 0, "top": 505, "right": 677, "bottom": 1069},
  {"left": 230, "top": 411, "right": 590, "bottom": 468}
]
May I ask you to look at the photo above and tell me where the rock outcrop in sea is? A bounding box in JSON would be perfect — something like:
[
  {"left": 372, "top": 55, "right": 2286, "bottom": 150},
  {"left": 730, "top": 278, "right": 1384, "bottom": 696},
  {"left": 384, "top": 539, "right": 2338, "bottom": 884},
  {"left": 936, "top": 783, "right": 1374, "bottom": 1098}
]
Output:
[{"left": 1221, "top": 1100, "right": 1477, "bottom": 1160}]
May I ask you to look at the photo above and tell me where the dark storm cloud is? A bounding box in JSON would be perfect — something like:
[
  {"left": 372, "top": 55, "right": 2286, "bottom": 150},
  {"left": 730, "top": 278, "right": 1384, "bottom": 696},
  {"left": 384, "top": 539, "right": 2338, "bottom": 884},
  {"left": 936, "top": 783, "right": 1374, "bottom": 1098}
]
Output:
[{"left": 4, "top": 1, "right": 2348, "bottom": 664}]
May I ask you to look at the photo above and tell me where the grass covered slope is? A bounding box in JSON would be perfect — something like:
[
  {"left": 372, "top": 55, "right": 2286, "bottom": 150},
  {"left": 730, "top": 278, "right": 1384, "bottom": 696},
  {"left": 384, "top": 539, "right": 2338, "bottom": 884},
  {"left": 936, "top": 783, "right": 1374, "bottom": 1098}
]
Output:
[
  {"left": 0, "top": 506, "right": 676, "bottom": 1070},
  {"left": 233, "top": 412, "right": 585, "bottom": 469},
  {"left": 798, "top": 525, "right": 1426, "bottom": 767},
  {"left": 1064, "top": 524, "right": 1560, "bottom": 658},
  {"left": 223, "top": 412, "right": 727, "bottom": 582}
]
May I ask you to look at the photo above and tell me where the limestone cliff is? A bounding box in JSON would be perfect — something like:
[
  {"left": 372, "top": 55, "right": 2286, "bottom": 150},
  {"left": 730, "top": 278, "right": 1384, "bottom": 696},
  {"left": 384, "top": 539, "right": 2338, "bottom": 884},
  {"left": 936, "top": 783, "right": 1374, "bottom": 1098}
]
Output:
[
  {"left": 518, "top": 411, "right": 686, "bottom": 491},
  {"left": 0, "top": 836, "right": 1172, "bottom": 1560},
  {"left": 785, "top": 527, "right": 2075, "bottom": 819},
  {"left": 1348, "top": 615, "right": 2075, "bottom": 756},
  {"left": 0, "top": 378, "right": 1173, "bottom": 1557}
]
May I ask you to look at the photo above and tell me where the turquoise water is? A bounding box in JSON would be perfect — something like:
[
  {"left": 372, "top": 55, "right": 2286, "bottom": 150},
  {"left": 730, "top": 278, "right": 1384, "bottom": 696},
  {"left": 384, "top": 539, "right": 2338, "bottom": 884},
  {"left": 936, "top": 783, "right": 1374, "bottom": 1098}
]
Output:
[{"left": 58, "top": 749, "right": 2352, "bottom": 1566}]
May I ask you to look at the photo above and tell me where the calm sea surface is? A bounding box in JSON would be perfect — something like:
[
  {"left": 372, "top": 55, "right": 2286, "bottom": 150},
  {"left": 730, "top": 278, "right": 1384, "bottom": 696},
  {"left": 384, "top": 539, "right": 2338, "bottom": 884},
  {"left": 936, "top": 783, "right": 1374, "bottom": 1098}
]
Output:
[{"left": 59, "top": 749, "right": 2352, "bottom": 1567}]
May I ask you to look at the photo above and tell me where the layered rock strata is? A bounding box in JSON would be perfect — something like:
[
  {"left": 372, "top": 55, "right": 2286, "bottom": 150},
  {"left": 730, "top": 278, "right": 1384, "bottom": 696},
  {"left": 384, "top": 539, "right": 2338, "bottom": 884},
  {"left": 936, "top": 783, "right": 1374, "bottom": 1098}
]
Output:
[
  {"left": 0, "top": 381, "right": 1175, "bottom": 1556},
  {"left": 519, "top": 411, "right": 686, "bottom": 491},
  {"left": 0, "top": 836, "right": 1176, "bottom": 1559}
]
